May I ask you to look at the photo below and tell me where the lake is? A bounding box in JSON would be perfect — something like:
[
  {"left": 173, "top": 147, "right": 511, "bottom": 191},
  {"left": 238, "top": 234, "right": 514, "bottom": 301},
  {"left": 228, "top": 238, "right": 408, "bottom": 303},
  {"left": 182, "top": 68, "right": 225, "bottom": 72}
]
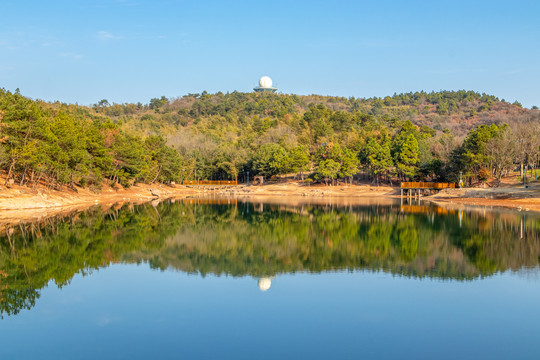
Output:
[{"left": 1, "top": 197, "right": 539, "bottom": 359}]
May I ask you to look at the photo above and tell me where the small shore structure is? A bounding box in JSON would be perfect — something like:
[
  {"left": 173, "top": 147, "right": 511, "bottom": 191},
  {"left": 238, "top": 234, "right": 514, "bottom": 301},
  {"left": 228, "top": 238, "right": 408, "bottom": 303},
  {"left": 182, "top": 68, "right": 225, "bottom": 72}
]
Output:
[{"left": 400, "top": 182, "right": 456, "bottom": 199}]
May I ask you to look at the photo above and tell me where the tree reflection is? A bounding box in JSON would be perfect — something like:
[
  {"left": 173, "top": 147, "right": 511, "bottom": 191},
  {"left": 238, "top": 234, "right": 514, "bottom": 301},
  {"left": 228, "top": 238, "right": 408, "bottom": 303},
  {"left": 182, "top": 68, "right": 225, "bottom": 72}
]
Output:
[{"left": 1, "top": 199, "right": 539, "bottom": 317}]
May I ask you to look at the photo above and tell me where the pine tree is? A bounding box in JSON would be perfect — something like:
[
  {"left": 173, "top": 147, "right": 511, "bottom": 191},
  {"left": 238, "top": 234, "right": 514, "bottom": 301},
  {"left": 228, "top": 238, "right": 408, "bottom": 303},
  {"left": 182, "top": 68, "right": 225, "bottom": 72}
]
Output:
[
  {"left": 364, "top": 138, "right": 393, "bottom": 184},
  {"left": 339, "top": 148, "right": 360, "bottom": 184},
  {"left": 395, "top": 134, "right": 419, "bottom": 180},
  {"left": 314, "top": 159, "right": 341, "bottom": 185},
  {"left": 289, "top": 145, "right": 311, "bottom": 180}
]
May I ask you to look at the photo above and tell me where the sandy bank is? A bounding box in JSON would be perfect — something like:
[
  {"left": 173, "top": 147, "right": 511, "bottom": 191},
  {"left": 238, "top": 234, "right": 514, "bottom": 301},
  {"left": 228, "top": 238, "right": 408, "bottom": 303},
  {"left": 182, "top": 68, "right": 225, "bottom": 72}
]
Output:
[
  {"left": 0, "top": 182, "right": 395, "bottom": 210},
  {"left": 0, "top": 183, "right": 202, "bottom": 210},
  {"left": 0, "top": 181, "right": 395, "bottom": 223},
  {"left": 2, "top": 178, "right": 540, "bottom": 224},
  {"left": 428, "top": 186, "right": 540, "bottom": 213}
]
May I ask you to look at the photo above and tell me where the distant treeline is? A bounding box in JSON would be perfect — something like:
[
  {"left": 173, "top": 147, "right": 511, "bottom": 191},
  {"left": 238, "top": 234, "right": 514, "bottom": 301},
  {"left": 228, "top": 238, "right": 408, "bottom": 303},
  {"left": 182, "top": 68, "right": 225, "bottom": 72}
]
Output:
[{"left": 1, "top": 88, "right": 539, "bottom": 188}]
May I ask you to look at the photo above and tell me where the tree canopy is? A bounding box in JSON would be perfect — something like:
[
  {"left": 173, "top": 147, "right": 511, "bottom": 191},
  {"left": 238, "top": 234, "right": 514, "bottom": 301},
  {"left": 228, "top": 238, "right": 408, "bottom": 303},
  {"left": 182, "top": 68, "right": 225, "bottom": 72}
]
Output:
[{"left": 1, "top": 88, "right": 539, "bottom": 187}]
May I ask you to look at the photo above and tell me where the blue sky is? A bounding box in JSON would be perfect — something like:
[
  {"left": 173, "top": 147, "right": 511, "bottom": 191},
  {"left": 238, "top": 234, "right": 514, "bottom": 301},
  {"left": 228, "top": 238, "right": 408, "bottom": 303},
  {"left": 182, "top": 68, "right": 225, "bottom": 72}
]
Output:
[{"left": 1, "top": 0, "right": 539, "bottom": 107}]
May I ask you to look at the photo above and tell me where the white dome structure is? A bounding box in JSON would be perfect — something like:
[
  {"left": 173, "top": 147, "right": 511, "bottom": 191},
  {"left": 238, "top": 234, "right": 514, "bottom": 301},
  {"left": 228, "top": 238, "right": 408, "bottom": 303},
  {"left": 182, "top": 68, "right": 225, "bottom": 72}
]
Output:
[
  {"left": 253, "top": 75, "right": 277, "bottom": 93},
  {"left": 258, "top": 277, "right": 272, "bottom": 291},
  {"left": 259, "top": 76, "right": 273, "bottom": 88}
]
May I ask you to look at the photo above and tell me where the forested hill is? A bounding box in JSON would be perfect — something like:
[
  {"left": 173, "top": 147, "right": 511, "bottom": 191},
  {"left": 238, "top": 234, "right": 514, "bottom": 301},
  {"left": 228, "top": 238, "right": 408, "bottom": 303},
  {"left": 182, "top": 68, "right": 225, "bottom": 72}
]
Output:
[
  {"left": 1, "top": 88, "right": 539, "bottom": 189},
  {"left": 87, "top": 90, "right": 531, "bottom": 136}
]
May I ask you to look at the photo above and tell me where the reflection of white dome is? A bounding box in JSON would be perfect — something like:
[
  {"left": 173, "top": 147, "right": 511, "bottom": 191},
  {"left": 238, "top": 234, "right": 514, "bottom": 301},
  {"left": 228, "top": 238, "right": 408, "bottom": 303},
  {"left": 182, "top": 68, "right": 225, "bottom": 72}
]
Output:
[
  {"left": 259, "top": 76, "right": 273, "bottom": 88},
  {"left": 258, "top": 277, "right": 272, "bottom": 291}
]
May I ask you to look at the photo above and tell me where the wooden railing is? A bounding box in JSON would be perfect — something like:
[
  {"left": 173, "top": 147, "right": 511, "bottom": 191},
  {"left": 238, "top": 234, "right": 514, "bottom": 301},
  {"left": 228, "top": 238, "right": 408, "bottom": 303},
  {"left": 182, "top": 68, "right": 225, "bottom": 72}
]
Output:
[
  {"left": 182, "top": 180, "right": 238, "bottom": 186},
  {"left": 400, "top": 205, "right": 455, "bottom": 215},
  {"left": 400, "top": 182, "right": 455, "bottom": 189},
  {"left": 180, "top": 198, "right": 238, "bottom": 205}
]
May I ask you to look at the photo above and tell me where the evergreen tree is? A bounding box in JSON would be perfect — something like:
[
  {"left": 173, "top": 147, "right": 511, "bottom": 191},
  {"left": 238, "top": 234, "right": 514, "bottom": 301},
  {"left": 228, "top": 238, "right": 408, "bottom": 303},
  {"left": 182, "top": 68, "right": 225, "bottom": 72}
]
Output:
[
  {"left": 395, "top": 134, "right": 419, "bottom": 180},
  {"left": 314, "top": 159, "right": 341, "bottom": 185},
  {"left": 252, "top": 143, "right": 289, "bottom": 178},
  {"left": 364, "top": 138, "right": 393, "bottom": 184},
  {"left": 339, "top": 148, "right": 360, "bottom": 184},
  {"left": 289, "top": 145, "right": 311, "bottom": 180}
]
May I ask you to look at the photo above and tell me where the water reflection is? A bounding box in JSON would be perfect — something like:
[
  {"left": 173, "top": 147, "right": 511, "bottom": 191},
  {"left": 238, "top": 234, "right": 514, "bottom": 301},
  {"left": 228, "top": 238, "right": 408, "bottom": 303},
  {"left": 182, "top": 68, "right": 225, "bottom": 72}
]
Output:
[
  {"left": 1, "top": 197, "right": 539, "bottom": 317},
  {"left": 258, "top": 277, "right": 272, "bottom": 292}
]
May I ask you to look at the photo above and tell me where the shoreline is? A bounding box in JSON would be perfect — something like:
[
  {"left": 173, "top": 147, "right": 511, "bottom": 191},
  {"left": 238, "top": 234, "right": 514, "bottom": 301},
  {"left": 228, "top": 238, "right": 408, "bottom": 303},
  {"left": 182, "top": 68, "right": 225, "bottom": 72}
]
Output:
[
  {"left": 0, "top": 182, "right": 396, "bottom": 210},
  {"left": 1, "top": 181, "right": 540, "bottom": 224},
  {"left": 0, "top": 182, "right": 395, "bottom": 225},
  {"left": 427, "top": 187, "right": 540, "bottom": 213}
]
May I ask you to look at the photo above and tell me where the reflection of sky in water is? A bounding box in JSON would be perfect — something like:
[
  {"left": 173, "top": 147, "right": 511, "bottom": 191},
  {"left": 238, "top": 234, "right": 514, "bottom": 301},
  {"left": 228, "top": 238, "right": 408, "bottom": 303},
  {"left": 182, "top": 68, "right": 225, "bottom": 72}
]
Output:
[{"left": 1, "top": 264, "right": 539, "bottom": 359}]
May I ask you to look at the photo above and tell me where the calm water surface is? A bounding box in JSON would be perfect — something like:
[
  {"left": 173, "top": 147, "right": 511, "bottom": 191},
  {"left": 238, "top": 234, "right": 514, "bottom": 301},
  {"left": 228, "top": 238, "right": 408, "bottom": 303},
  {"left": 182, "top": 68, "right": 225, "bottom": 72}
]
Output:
[{"left": 1, "top": 197, "right": 539, "bottom": 359}]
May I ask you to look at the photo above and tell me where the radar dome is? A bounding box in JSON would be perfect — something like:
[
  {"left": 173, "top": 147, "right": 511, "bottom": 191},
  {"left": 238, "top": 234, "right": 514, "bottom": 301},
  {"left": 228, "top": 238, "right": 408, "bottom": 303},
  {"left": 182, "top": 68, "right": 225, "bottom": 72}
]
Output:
[
  {"left": 258, "top": 277, "right": 272, "bottom": 291},
  {"left": 259, "top": 76, "right": 273, "bottom": 88}
]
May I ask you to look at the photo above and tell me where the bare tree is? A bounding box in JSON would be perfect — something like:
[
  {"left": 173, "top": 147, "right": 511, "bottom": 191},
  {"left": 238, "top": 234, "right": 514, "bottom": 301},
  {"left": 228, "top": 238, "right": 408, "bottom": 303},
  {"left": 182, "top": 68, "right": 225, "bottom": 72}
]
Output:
[
  {"left": 486, "top": 128, "right": 515, "bottom": 181},
  {"left": 430, "top": 130, "right": 462, "bottom": 163},
  {"left": 512, "top": 119, "right": 540, "bottom": 178}
]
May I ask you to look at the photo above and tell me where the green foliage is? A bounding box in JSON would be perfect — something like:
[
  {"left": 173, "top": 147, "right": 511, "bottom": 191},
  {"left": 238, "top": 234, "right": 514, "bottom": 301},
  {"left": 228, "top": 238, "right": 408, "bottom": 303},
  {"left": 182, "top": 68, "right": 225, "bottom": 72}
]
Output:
[
  {"left": 419, "top": 125, "right": 436, "bottom": 138},
  {"left": 461, "top": 124, "right": 502, "bottom": 179},
  {"left": 363, "top": 138, "right": 393, "bottom": 181},
  {"left": 252, "top": 143, "right": 289, "bottom": 177},
  {"left": 419, "top": 159, "right": 444, "bottom": 181},
  {"left": 144, "top": 136, "right": 185, "bottom": 183},
  {"left": 395, "top": 134, "right": 419, "bottom": 179},
  {"left": 339, "top": 148, "right": 360, "bottom": 181},
  {"left": 303, "top": 104, "right": 333, "bottom": 140},
  {"left": 0, "top": 144, "right": 8, "bottom": 168},
  {"left": 149, "top": 96, "right": 168, "bottom": 110},
  {"left": 289, "top": 145, "right": 311, "bottom": 179},
  {"left": 437, "top": 101, "right": 449, "bottom": 115},
  {"left": 0, "top": 88, "right": 535, "bottom": 187},
  {"left": 0, "top": 89, "right": 184, "bottom": 188},
  {"left": 314, "top": 159, "right": 341, "bottom": 184},
  {"left": 390, "top": 121, "right": 422, "bottom": 179}
]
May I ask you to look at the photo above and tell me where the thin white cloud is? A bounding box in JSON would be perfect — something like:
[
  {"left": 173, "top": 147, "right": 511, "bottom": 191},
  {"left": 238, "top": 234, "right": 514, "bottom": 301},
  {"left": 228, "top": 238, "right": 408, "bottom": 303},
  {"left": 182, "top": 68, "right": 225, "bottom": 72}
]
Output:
[
  {"left": 503, "top": 69, "right": 522, "bottom": 75},
  {"left": 58, "top": 52, "right": 84, "bottom": 60},
  {"left": 97, "top": 30, "right": 123, "bottom": 40},
  {"left": 40, "top": 35, "right": 63, "bottom": 48},
  {"left": 0, "top": 38, "right": 23, "bottom": 51}
]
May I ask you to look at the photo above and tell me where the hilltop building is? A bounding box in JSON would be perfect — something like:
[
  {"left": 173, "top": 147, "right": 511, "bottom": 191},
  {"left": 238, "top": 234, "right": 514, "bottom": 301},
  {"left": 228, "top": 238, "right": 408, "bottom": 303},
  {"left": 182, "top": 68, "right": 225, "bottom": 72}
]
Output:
[{"left": 253, "top": 76, "right": 277, "bottom": 93}]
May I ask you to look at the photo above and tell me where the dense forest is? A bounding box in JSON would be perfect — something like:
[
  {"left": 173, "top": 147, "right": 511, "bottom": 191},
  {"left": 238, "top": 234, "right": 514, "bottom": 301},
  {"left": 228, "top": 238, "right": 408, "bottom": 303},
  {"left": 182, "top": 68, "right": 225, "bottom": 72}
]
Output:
[
  {"left": 1, "top": 88, "right": 539, "bottom": 189},
  {"left": 1, "top": 200, "right": 539, "bottom": 317}
]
